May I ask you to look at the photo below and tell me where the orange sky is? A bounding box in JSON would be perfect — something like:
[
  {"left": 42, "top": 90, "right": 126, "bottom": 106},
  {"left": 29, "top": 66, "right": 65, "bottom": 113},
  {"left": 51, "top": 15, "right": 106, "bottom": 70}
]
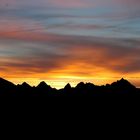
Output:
[
  {"left": 0, "top": 28, "right": 140, "bottom": 88},
  {"left": 0, "top": 0, "right": 140, "bottom": 88}
]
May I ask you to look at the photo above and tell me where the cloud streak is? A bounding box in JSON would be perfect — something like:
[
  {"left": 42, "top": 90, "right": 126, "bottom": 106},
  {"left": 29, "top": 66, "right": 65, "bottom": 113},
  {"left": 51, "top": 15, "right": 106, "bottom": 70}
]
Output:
[
  {"left": 0, "top": 0, "right": 140, "bottom": 88},
  {"left": 0, "top": 32, "right": 140, "bottom": 75}
]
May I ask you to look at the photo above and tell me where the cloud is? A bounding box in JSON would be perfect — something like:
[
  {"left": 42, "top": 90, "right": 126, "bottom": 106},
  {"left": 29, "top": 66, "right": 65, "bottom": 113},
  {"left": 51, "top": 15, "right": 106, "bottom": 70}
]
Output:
[
  {"left": 0, "top": 0, "right": 140, "bottom": 88},
  {"left": 0, "top": 0, "right": 94, "bottom": 9},
  {"left": 0, "top": 30, "right": 140, "bottom": 76},
  {"left": 47, "top": 0, "right": 94, "bottom": 8},
  {"left": 0, "top": 27, "right": 140, "bottom": 87},
  {"left": 0, "top": 17, "right": 140, "bottom": 76},
  {"left": 1, "top": 0, "right": 140, "bottom": 9}
]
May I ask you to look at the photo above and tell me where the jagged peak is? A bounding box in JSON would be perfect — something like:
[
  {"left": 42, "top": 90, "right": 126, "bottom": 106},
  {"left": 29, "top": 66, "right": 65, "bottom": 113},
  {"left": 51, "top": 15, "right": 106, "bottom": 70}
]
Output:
[
  {"left": 64, "top": 83, "right": 72, "bottom": 89},
  {"left": 22, "top": 82, "right": 31, "bottom": 87},
  {"left": 120, "top": 78, "right": 127, "bottom": 82},
  {"left": 37, "top": 81, "right": 51, "bottom": 88},
  {"left": 118, "top": 78, "right": 131, "bottom": 84},
  {"left": 38, "top": 81, "right": 47, "bottom": 86},
  {"left": 111, "top": 78, "right": 135, "bottom": 89},
  {"left": 121, "top": 78, "right": 125, "bottom": 80}
]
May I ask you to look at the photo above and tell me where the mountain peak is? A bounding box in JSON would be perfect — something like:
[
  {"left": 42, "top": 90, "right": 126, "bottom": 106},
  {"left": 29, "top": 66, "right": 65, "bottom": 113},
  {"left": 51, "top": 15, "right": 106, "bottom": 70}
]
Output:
[
  {"left": 120, "top": 78, "right": 126, "bottom": 81},
  {"left": 64, "top": 83, "right": 72, "bottom": 90},
  {"left": 22, "top": 82, "right": 31, "bottom": 88},
  {"left": 0, "top": 77, "right": 138, "bottom": 96},
  {"left": 111, "top": 78, "right": 136, "bottom": 89},
  {"left": 38, "top": 81, "right": 47, "bottom": 86},
  {"left": 76, "top": 82, "right": 85, "bottom": 89},
  {"left": 119, "top": 78, "right": 131, "bottom": 84},
  {"left": 37, "top": 81, "right": 51, "bottom": 89}
]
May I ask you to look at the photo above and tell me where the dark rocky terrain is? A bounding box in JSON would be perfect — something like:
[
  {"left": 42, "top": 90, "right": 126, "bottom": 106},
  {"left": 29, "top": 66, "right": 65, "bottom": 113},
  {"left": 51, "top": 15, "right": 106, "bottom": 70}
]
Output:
[{"left": 0, "top": 77, "right": 140, "bottom": 97}]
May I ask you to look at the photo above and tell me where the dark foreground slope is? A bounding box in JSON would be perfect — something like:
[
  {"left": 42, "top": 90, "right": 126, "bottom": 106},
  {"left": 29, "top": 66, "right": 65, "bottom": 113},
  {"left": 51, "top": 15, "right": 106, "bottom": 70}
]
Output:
[{"left": 0, "top": 78, "right": 140, "bottom": 97}]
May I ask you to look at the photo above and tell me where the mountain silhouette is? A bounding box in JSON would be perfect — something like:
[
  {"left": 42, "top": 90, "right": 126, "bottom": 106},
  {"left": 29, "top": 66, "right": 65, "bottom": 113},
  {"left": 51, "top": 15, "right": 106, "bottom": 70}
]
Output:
[
  {"left": 0, "top": 78, "right": 15, "bottom": 88},
  {"left": 64, "top": 83, "right": 72, "bottom": 90},
  {"left": 37, "top": 81, "right": 51, "bottom": 89},
  {"left": 0, "top": 77, "right": 139, "bottom": 96},
  {"left": 111, "top": 78, "right": 136, "bottom": 89},
  {"left": 22, "top": 82, "right": 31, "bottom": 87},
  {"left": 18, "top": 82, "right": 32, "bottom": 89},
  {"left": 0, "top": 78, "right": 16, "bottom": 96}
]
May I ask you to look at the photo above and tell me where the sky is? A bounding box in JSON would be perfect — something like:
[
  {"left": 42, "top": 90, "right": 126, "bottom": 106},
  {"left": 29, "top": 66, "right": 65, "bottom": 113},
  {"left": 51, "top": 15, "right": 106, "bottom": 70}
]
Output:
[{"left": 0, "top": 0, "right": 140, "bottom": 88}]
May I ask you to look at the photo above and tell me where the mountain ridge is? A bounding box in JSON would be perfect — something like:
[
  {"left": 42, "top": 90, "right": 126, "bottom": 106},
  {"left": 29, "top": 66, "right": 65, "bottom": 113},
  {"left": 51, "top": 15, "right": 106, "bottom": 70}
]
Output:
[{"left": 0, "top": 77, "right": 139, "bottom": 96}]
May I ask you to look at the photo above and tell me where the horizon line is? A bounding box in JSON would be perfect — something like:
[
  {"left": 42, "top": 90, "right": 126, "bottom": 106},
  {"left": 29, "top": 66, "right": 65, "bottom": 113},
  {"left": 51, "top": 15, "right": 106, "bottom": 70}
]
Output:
[{"left": 1, "top": 77, "right": 139, "bottom": 89}]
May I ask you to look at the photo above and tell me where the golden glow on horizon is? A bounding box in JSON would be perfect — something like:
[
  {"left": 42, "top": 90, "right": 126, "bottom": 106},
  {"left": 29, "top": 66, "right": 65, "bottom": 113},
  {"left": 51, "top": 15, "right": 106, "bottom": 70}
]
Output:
[
  {"left": 1, "top": 65, "right": 140, "bottom": 89},
  {"left": 0, "top": 0, "right": 140, "bottom": 90}
]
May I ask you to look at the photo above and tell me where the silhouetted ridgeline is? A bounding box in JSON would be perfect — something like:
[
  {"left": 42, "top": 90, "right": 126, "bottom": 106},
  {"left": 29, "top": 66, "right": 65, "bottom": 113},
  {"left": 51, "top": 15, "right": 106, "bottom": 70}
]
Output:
[{"left": 0, "top": 77, "right": 140, "bottom": 96}]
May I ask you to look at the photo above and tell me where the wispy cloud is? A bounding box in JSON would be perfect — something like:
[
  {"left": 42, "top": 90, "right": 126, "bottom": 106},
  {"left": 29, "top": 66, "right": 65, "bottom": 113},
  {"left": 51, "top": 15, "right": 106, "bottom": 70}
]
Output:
[
  {"left": 0, "top": 31, "right": 140, "bottom": 75},
  {"left": 0, "top": 0, "right": 140, "bottom": 88}
]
